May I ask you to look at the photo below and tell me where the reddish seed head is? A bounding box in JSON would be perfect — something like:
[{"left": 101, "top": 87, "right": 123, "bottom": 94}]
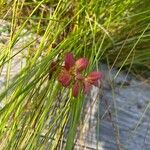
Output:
[
  {"left": 57, "top": 52, "right": 103, "bottom": 98},
  {"left": 86, "top": 71, "right": 103, "bottom": 83},
  {"left": 75, "top": 58, "right": 88, "bottom": 72},
  {"left": 49, "top": 61, "right": 58, "bottom": 80},
  {"left": 50, "top": 61, "right": 57, "bottom": 71},
  {"left": 83, "top": 71, "right": 102, "bottom": 93},
  {"left": 64, "top": 52, "right": 75, "bottom": 70},
  {"left": 72, "top": 81, "right": 80, "bottom": 97},
  {"left": 58, "top": 70, "right": 71, "bottom": 87}
]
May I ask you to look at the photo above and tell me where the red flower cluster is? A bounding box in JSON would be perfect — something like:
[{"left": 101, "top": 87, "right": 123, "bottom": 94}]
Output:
[{"left": 57, "top": 53, "right": 103, "bottom": 97}]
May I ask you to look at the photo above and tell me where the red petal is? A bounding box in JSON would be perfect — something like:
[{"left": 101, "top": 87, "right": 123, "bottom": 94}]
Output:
[
  {"left": 75, "top": 58, "right": 88, "bottom": 72},
  {"left": 58, "top": 70, "right": 71, "bottom": 87},
  {"left": 87, "top": 71, "right": 103, "bottom": 83},
  {"left": 64, "top": 52, "right": 75, "bottom": 70},
  {"left": 72, "top": 82, "right": 80, "bottom": 97},
  {"left": 83, "top": 80, "right": 92, "bottom": 93}
]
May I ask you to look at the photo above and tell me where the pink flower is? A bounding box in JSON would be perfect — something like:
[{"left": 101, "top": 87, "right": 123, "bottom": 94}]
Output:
[{"left": 57, "top": 52, "right": 103, "bottom": 97}]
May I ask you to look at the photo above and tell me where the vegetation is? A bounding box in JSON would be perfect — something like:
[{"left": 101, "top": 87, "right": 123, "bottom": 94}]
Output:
[{"left": 0, "top": 0, "right": 149, "bottom": 149}]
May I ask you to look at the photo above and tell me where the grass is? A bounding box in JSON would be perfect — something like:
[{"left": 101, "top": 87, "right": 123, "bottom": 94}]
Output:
[{"left": 0, "top": 0, "right": 150, "bottom": 149}]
